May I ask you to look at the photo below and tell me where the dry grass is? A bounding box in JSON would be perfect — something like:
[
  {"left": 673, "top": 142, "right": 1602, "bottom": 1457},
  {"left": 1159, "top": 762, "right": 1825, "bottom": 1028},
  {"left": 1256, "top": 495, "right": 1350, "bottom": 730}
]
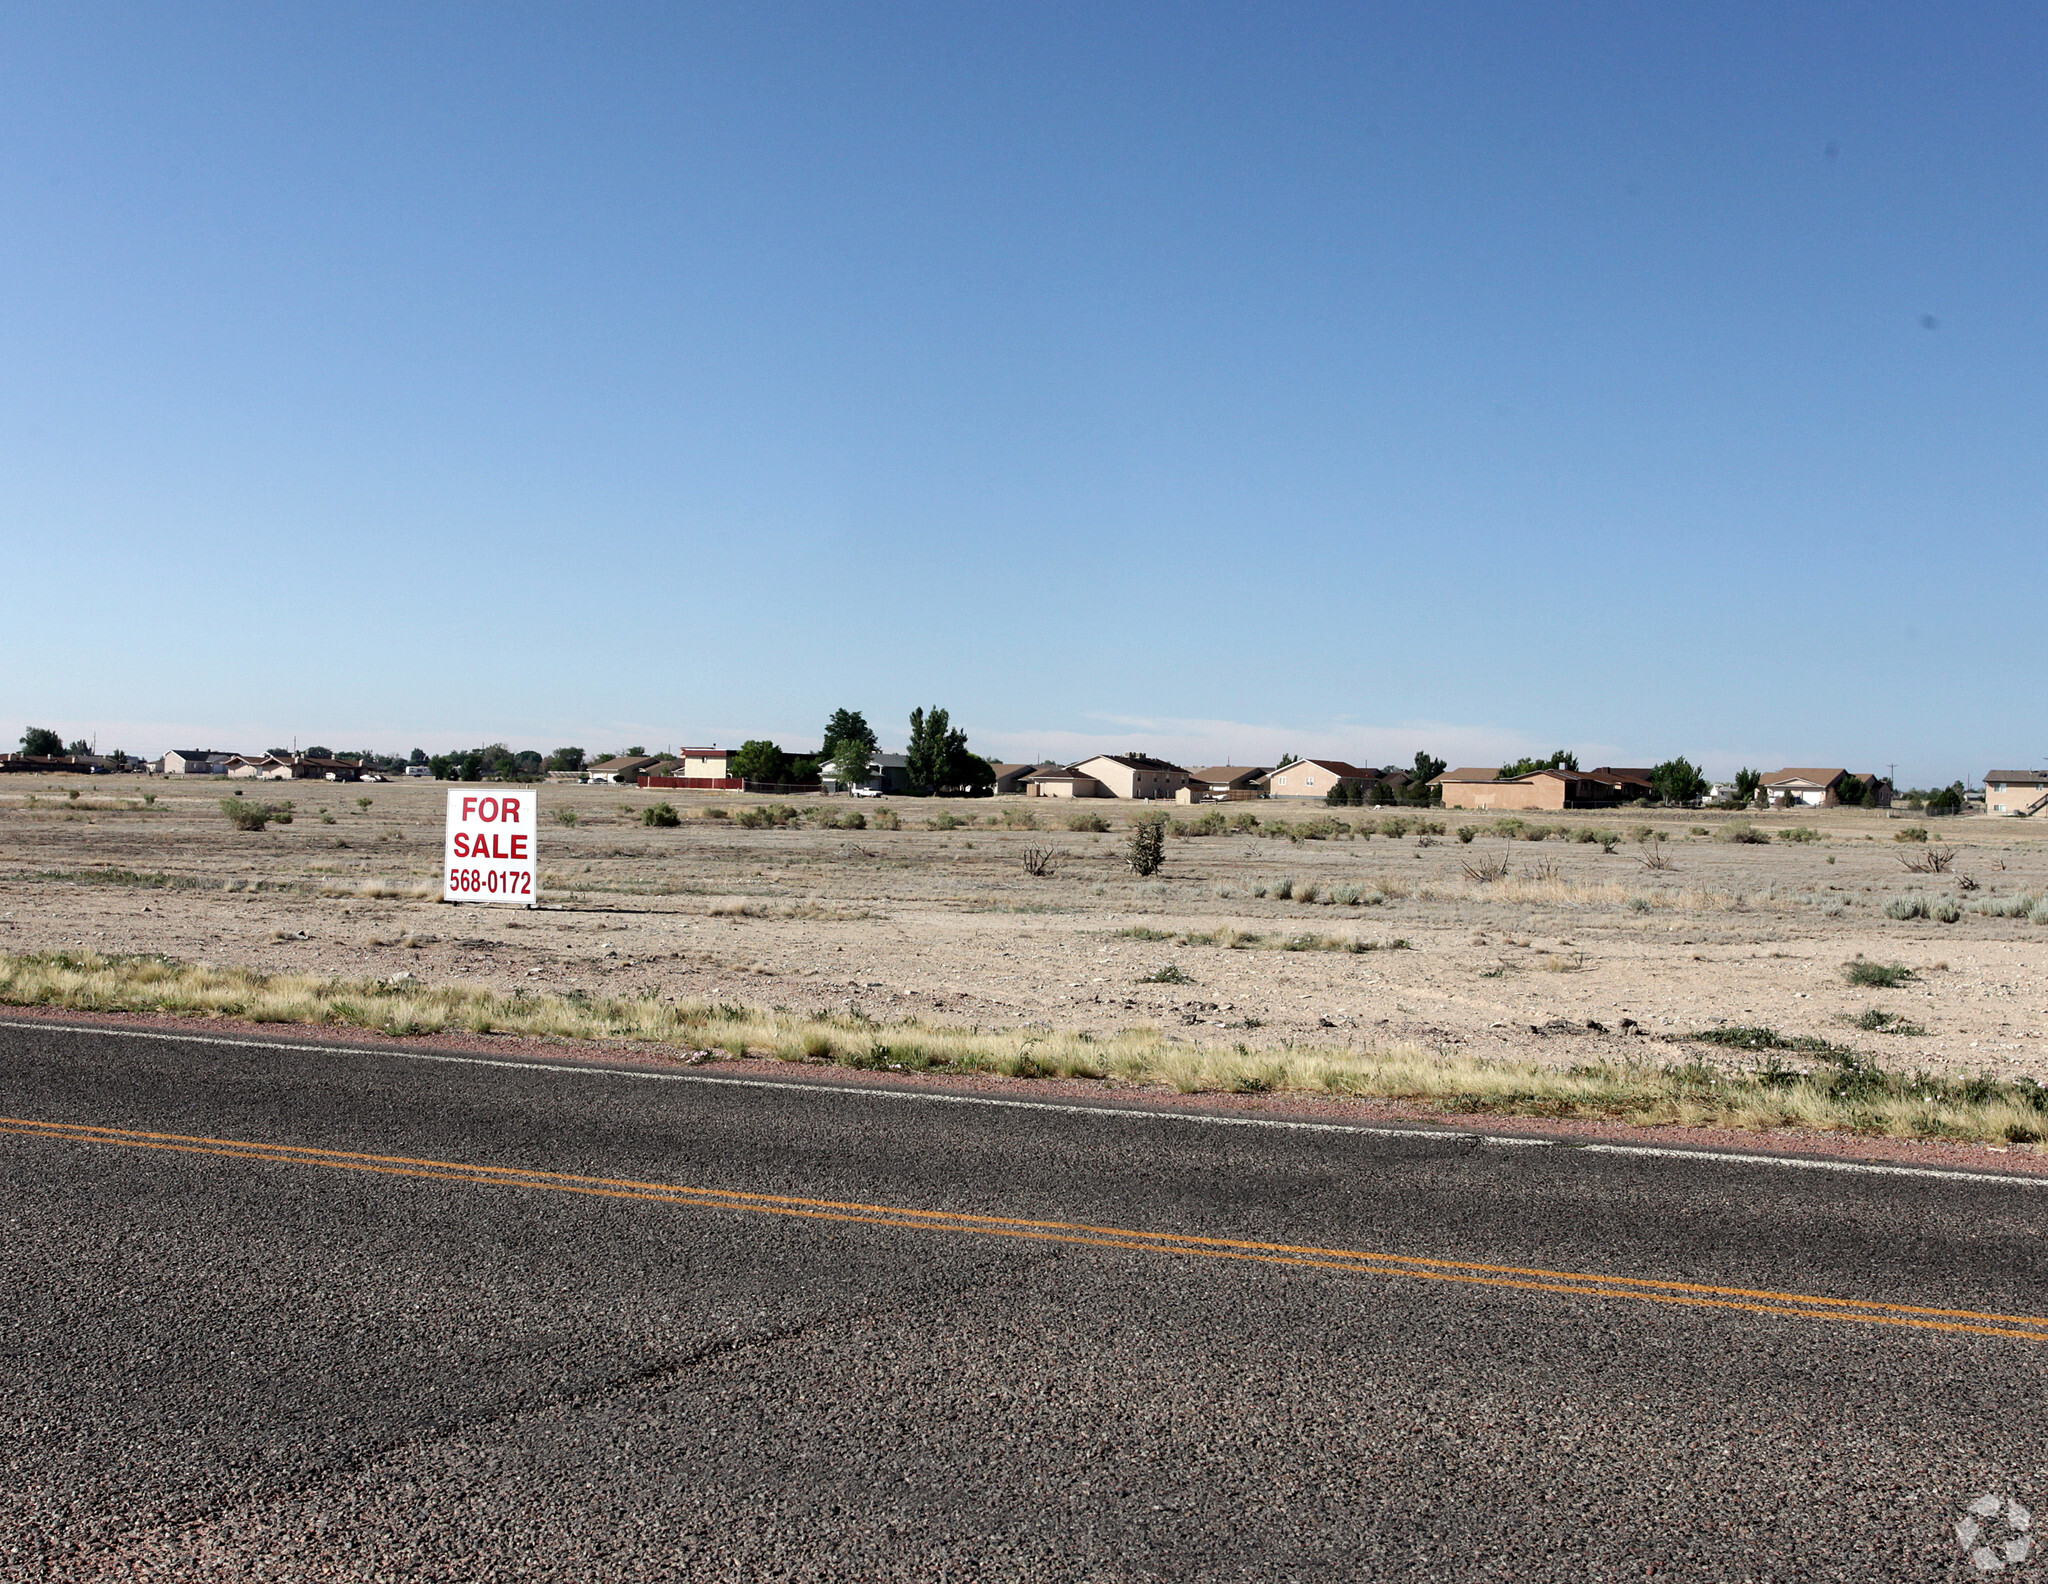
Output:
[{"left": 7, "top": 950, "right": 2048, "bottom": 1143}]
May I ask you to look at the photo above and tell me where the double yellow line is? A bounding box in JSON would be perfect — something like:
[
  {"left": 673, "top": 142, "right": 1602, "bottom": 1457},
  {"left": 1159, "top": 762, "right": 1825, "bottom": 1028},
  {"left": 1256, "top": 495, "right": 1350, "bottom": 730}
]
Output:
[{"left": 8, "top": 1112, "right": 2047, "bottom": 1343}]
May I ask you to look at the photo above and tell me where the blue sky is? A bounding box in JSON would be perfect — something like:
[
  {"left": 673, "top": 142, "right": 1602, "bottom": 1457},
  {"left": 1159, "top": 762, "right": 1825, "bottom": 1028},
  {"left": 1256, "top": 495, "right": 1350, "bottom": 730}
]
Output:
[{"left": 4, "top": 4, "right": 2041, "bottom": 784}]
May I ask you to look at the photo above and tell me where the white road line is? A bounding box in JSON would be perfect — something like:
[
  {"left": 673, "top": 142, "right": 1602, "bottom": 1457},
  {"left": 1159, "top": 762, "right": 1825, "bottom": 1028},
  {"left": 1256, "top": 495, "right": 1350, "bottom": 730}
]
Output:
[{"left": 5, "top": 1016, "right": 2045, "bottom": 1188}]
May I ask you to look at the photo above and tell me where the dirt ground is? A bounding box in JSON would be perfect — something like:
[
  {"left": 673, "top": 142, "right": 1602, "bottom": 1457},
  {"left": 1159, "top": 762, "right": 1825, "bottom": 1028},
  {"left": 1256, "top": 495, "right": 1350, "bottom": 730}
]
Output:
[{"left": 2, "top": 776, "right": 2044, "bottom": 1077}]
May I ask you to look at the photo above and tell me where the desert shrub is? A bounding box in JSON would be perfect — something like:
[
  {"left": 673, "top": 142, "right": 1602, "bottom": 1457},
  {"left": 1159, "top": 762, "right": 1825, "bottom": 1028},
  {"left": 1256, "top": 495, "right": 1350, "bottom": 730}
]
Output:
[
  {"left": 219, "top": 799, "right": 288, "bottom": 831},
  {"left": 1065, "top": 811, "right": 1110, "bottom": 833},
  {"left": 1182, "top": 810, "right": 1227, "bottom": 836},
  {"left": 1137, "top": 963, "right": 1193, "bottom": 984},
  {"left": 1228, "top": 811, "right": 1261, "bottom": 832},
  {"left": 1689, "top": 826, "right": 1709, "bottom": 836},
  {"left": 1271, "top": 876, "right": 1295, "bottom": 899},
  {"left": 2031, "top": 902, "right": 2048, "bottom": 926},
  {"left": 642, "top": 802, "right": 681, "bottom": 827},
  {"left": 1491, "top": 819, "right": 1527, "bottom": 840},
  {"left": 1416, "top": 820, "right": 1445, "bottom": 835},
  {"left": 1021, "top": 846, "right": 1058, "bottom": 877},
  {"left": 1778, "top": 827, "right": 1820, "bottom": 843},
  {"left": 1719, "top": 823, "right": 1770, "bottom": 845},
  {"left": 552, "top": 808, "right": 579, "bottom": 826},
  {"left": 1974, "top": 892, "right": 2039, "bottom": 918},
  {"left": 735, "top": 805, "right": 801, "bottom": 830},
  {"left": 1001, "top": 808, "right": 1039, "bottom": 830},
  {"left": 1293, "top": 879, "right": 1320, "bottom": 904},
  {"left": 1328, "top": 883, "right": 1362, "bottom": 905},
  {"left": 1894, "top": 826, "right": 1929, "bottom": 843},
  {"left": 1380, "top": 817, "right": 1410, "bottom": 839},
  {"left": 927, "top": 811, "right": 964, "bottom": 831},
  {"left": 1884, "top": 895, "right": 1929, "bottom": 920},
  {"left": 1126, "top": 821, "right": 1165, "bottom": 876},
  {"left": 1574, "top": 827, "right": 1599, "bottom": 844},
  {"left": 703, "top": 806, "right": 730, "bottom": 820},
  {"left": 1625, "top": 895, "right": 1652, "bottom": 913},
  {"left": 1630, "top": 825, "right": 1655, "bottom": 843},
  {"left": 1845, "top": 959, "right": 1917, "bottom": 987},
  {"left": 872, "top": 809, "right": 902, "bottom": 830},
  {"left": 1456, "top": 826, "right": 1477, "bottom": 844},
  {"left": 1931, "top": 899, "right": 1963, "bottom": 923},
  {"left": 822, "top": 810, "right": 866, "bottom": 830}
]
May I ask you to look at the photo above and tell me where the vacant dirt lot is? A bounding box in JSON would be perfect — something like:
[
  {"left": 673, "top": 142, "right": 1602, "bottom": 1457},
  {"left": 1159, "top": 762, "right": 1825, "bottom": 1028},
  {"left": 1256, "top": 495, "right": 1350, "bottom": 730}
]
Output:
[{"left": 2, "top": 777, "right": 2044, "bottom": 1076}]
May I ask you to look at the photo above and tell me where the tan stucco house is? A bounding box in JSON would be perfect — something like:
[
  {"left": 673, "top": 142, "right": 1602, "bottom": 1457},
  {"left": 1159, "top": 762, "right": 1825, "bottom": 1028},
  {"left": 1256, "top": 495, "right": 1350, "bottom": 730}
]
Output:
[
  {"left": 1986, "top": 771, "right": 2048, "bottom": 816},
  {"left": 1261, "top": 759, "right": 1381, "bottom": 799},
  {"left": 1023, "top": 765, "right": 1106, "bottom": 798},
  {"left": 1069, "top": 753, "right": 1191, "bottom": 800}
]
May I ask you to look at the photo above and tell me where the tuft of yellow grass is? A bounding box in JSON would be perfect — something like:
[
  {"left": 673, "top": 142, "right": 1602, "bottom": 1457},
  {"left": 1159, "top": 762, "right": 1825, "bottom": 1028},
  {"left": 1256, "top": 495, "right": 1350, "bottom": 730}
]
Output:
[{"left": 3, "top": 951, "right": 2043, "bottom": 1144}]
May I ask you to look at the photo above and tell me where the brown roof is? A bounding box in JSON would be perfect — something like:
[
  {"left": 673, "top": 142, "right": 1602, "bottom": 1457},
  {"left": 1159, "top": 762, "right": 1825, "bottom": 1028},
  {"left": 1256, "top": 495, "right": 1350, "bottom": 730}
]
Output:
[
  {"left": 1078, "top": 752, "right": 1190, "bottom": 774},
  {"left": 1186, "top": 765, "right": 1268, "bottom": 783},
  {"left": 1587, "top": 766, "right": 1655, "bottom": 782},
  {"left": 1274, "top": 759, "right": 1377, "bottom": 779},
  {"left": 1431, "top": 767, "right": 1502, "bottom": 784},
  {"left": 1024, "top": 766, "right": 1096, "bottom": 782},
  {"left": 1762, "top": 768, "right": 1847, "bottom": 787}
]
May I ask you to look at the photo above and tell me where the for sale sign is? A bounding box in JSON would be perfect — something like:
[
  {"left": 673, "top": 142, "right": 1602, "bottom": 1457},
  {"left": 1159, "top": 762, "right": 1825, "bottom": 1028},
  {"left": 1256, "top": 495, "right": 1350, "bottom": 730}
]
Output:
[{"left": 442, "top": 789, "right": 538, "bottom": 906}]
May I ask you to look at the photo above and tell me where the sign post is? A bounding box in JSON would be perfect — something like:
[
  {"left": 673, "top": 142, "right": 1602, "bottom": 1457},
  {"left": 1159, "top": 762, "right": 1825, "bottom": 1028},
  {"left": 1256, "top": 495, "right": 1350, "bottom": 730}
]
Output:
[{"left": 442, "top": 788, "right": 538, "bottom": 907}]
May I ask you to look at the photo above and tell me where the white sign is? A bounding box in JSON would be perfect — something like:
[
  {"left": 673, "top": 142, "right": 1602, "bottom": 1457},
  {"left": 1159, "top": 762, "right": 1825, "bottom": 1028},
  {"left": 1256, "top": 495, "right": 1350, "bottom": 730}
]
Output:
[{"left": 442, "top": 788, "right": 538, "bottom": 906}]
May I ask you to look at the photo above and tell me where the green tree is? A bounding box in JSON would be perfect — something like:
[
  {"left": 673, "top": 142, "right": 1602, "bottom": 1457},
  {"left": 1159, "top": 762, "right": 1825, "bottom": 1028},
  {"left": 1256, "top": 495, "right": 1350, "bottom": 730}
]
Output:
[
  {"left": 1836, "top": 774, "right": 1865, "bottom": 807},
  {"left": 821, "top": 709, "right": 876, "bottom": 761},
  {"left": 1731, "top": 768, "right": 1763, "bottom": 806},
  {"left": 906, "top": 706, "right": 961, "bottom": 793},
  {"left": 20, "top": 727, "right": 62, "bottom": 757},
  {"left": 409, "top": 748, "right": 428, "bottom": 765},
  {"left": 729, "top": 740, "right": 791, "bottom": 783},
  {"left": 304, "top": 746, "right": 332, "bottom": 759},
  {"left": 545, "top": 747, "right": 586, "bottom": 772},
  {"left": 1926, "top": 783, "right": 1966, "bottom": 816},
  {"left": 1649, "top": 758, "right": 1708, "bottom": 804},
  {"left": 1500, "top": 750, "right": 1579, "bottom": 779},
  {"left": 1411, "top": 751, "right": 1447, "bottom": 785},
  {"left": 831, "top": 735, "right": 876, "bottom": 791},
  {"left": 952, "top": 750, "right": 996, "bottom": 794},
  {"left": 67, "top": 739, "right": 90, "bottom": 756}
]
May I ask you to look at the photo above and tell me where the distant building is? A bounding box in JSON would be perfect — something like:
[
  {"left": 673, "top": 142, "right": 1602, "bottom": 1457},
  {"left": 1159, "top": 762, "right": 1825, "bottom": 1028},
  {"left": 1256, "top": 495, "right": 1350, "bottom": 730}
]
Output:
[
  {"left": 1759, "top": 769, "right": 1891, "bottom": 809},
  {"left": 1068, "top": 753, "right": 1190, "bottom": 800},
  {"left": 585, "top": 755, "right": 664, "bottom": 784},
  {"left": 1179, "top": 765, "right": 1271, "bottom": 802},
  {"left": 990, "top": 762, "right": 1059, "bottom": 797},
  {"left": 163, "top": 750, "right": 236, "bottom": 776},
  {"left": 678, "top": 747, "right": 732, "bottom": 778},
  {"left": 1262, "top": 759, "right": 1382, "bottom": 800},
  {"left": 1986, "top": 771, "right": 2048, "bottom": 816},
  {"left": 1023, "top": 765, "right": 1106, "bottom": 798}
]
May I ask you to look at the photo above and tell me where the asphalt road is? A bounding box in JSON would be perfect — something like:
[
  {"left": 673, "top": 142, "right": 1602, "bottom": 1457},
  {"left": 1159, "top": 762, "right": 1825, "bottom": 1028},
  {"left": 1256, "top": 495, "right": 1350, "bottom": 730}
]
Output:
[{"left": 5, "top": 1020, "right": 2048, "bottom": 1581}]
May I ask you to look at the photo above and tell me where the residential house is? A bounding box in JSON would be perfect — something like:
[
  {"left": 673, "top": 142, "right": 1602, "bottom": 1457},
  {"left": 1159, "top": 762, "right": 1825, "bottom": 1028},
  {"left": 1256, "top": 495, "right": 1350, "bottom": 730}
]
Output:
[
  {"left": 163, "top": 749, "right": 236, "bottom": 776},
  {"left": 679, "top": 747, "right": 731, "bottom": 779},
  {"left": 1069, "top": 753, "right": 1191, "bottom": 800},
  {"left": 819, "top": 752, "right": 914, "bottom": 794},
  {"left": 586, "top": 755, "right": 663, "bottom": 785},
  {"left": 1023, "top": 765, "right": 1107, "bottom": 798},
  {"left": 991, "top": 762, "right": 1060, "bottom": 797},
  {"left": 1583, "top": 767, "right": 1658, "bottom": 801},
  {"left": 1759, "top": 769, "right": 1891, "bottom": 809},
  {"left": 1986, "top": 771, "right": 2048, "bottom": 816},
  {"left": 1261, "top": 759, "right": 1382, "bottom": 800},
  {"left": 1178, "top": 765, "right": 1270, "bottom": 802},
  {"left": 1431, "top": 767, "right": 1637, "bottom": 811}
]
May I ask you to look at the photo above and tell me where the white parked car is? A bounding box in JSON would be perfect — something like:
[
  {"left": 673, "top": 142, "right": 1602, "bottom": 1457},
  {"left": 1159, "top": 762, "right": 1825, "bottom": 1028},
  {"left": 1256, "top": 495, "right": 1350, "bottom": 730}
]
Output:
[{"left": 850, "top": 785, "right": 882, "bottom": 798}]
